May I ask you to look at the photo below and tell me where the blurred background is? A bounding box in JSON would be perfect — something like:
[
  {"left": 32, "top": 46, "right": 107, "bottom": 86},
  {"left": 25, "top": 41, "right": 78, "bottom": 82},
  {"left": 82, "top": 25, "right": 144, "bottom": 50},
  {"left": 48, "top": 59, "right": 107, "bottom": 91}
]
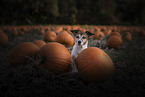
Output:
[{"left": 0, "top": 0, "right": 145, "bottom": 25}]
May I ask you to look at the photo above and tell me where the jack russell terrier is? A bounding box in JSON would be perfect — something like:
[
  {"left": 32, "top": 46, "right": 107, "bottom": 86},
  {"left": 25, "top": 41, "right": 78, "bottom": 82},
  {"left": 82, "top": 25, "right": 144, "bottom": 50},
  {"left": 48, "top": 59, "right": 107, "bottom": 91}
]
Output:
[{"left": 70, "top": 30, "right": 94, "bottom": 73}]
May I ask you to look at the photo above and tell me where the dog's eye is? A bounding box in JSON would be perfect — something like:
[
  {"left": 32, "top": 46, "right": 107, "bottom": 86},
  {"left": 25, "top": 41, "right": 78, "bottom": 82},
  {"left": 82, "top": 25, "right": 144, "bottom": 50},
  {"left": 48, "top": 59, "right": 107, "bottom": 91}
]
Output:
[
  {"left": 82, "top": 36, "right": 86, "bottom": 39},
  {"left": 76, "top": 36, "right": 79, "bottom": 38}
]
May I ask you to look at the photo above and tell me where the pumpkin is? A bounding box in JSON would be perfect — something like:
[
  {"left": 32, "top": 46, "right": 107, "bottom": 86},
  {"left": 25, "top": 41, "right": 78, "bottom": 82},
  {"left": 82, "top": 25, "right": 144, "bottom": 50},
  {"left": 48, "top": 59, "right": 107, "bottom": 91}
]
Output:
[
  {"left": 63, "top": 26, "right": 72, "bottom": 31},
  {"left": 32, "top": 40, "right": 46, "bottom": 48},
  {"left": 107, "top": 35, "right": 122, "bottom": 49},
  {"left": 9, "top": 42, "right": 39, "bottom": 67},
  {"left": 37, "top": 42, "right": 71, "bottom": 75},
  {"left": 124, "top": 32, "right": 132, "bottom": 42},
  {"left": 53, "top": 27, "right": 63, "bottom": 34},
  {"left": 0, "top": 32, "right": 8, "bottom": 47},
  {"left": 76, "top": 47, "right": 114, "bottom": 83},
  {"left": 40, "top": 30, "right": 45, "bottom": 35},
  {"left": 12, "top": 28, "right": 18, "bottom": 36},
  {"left": 44, "top": 31, "right": 56, "bottom": 42},
  {"left": 93, "top": 31, "right": 105, "bottom": 40},
  {"left": 100, "top": 27, "right": 106, "bottom": 32},
  {"left": 104, "top": 29, "right": 112, "bottom": 36},
  {"left": 56, "top": 30, "right": 74, "bottom": 47},
  {"left": 19, "top": 31, "right": 24, "bottom": 36},
  {"left": 110, "top": 32, "right": 121, "bottom": 37}
]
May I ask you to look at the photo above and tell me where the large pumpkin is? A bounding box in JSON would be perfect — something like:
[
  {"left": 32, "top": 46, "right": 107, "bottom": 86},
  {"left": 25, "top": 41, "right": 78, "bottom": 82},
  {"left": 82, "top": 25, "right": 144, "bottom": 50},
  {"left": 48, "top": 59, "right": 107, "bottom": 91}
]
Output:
[
  {"left": 107, "top": 35, "right": 122, "bottom": 49},
  {"left": 0, "top": 32, "right": 8, "bottom": 47},
  {"left": 32, "top": 40, "right": 46, "bottom": 48},
  {"left": 9, "top": 42, "right": 39, "bottom": 67},
  {"left": 44, "top": 31, "right": 56, "bottom": 41},
  {"left": 56, "top": 30, "right": 74, "bottom": 47},
  {"left": 37, "top": 42, "right": 71, "bottom": 75},
  {"left": 76, "top": 47, "right": 114, "bottom": 83}
]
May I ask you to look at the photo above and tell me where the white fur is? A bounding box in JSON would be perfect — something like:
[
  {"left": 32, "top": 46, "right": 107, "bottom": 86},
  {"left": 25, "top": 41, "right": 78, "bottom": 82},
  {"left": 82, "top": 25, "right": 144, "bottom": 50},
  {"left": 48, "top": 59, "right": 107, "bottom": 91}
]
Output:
[{"left": 71, "top": 40, "right": 88, "bottom": 73}]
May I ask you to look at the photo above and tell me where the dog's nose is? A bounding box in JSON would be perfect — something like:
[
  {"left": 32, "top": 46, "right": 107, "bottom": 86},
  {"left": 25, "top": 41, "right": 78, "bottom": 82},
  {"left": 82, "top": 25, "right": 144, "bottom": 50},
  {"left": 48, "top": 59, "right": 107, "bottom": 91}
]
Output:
[{"left": 78, "top": 40, "right": 81, "bottom": 44}]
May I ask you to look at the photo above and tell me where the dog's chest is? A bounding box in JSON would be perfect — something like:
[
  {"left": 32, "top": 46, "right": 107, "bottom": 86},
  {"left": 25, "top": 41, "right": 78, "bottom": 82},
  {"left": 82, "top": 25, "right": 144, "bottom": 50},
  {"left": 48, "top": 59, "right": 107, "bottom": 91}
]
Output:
[{"left": 71, "top": 44, "right": 87, "bottom": 59}]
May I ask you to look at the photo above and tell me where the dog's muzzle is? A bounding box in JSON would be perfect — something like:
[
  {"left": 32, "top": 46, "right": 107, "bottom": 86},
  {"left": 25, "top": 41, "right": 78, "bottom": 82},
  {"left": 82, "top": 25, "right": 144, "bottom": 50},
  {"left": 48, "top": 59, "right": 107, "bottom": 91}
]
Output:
[{"left": 78, "top": 40, "right": 81, "bottom": 45}]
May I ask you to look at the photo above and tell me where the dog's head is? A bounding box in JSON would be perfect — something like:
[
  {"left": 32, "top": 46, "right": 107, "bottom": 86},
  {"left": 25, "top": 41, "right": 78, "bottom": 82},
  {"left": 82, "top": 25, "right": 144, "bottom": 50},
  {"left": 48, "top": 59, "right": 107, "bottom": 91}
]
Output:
[{"left": 70, "top": 30, "right": 94, "bottom": 46}]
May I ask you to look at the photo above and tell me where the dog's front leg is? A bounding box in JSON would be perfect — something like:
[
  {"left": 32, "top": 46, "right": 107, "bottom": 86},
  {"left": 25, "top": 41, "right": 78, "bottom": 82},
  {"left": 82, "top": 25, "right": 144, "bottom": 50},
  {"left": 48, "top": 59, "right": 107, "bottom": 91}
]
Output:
[{"left": 71, "top": 56, "right": 78, "bottom": 73}]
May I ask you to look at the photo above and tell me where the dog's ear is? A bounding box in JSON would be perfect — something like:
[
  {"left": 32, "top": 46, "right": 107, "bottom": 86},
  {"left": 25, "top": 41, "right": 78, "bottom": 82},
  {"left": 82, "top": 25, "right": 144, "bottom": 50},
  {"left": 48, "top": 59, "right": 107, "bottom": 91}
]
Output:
[
  {"left": 85, "top": 31, "right": 95, "bottom": 39},
  {"left": 70, "top": 30, "right": 79, "bottom": 36}
]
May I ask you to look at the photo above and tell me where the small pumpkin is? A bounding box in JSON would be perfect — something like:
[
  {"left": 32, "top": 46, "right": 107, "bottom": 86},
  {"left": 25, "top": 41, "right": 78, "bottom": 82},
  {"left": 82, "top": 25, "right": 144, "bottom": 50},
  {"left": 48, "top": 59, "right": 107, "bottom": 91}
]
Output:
[
  {"left": 93, "top": 31, "right": 105, "bottom": 40},
  {"left": 76, "top": 47, "right": 114, "bottom": 83},
  {"left": 56, "top": 30, "right": 75, "bottom": 47},
  {"left": 107, "top": 35, "right": 122, "bottom": 49},
  {"left": 124, "top": 32, "right": 132, "bottom": 42},
  {"left": 32, "top": 40, "right": 46, "bottom": 48},
  {"left": 19, "top": 31, "right": 24, "bottom": 36},
  {"left": 37, "top": 42, "right": 71, "bottom": 75},
  {"left": 110, "top": 32, "right": 121, "bottom": 37},
  {"left": 0, "top": 32, "right": 8, "bottom": 47},
  {"left": 104, "top": 29, "right": 112, "bottom": 36},
  {"left": 40, "top": 30, "right": 45, "bottom": 35},
  {"left": 12, "top": 28, "right": 18, "bottom": 36},
  {"left": 9, "top": 42, "right": 39, "bottom": 67},
  {"left": 44, "top": 31, "right": 56, "bottom": 42}
]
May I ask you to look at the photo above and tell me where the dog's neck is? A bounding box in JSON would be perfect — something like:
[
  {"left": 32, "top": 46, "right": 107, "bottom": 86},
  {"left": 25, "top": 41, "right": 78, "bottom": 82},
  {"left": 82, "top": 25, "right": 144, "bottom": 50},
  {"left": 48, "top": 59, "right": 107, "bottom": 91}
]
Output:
[{"left": 73, "top": 41, "right": 88, "bottom": 54}]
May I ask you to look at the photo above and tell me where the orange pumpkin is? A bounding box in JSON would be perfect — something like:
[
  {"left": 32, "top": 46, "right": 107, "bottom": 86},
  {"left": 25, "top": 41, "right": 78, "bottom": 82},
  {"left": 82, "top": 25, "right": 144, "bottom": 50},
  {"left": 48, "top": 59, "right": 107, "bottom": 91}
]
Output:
[
  {"left": 37, "top": 42, "right": 71, "bottom": 75},
  {"left": 124, "top": 32, "right": 132, "bottom": 42},
  {"left": 40, "top": 30, "right": 45, "bottom": 35},
  {"left": 104, "top": 29, "right": 112, "bottom": 36},
  {"left": 19, "top": 31, "right": 24, "bottom": 36},
  {"left": 93, "top": 31, "right": 105, "bottom": 40},
  {"left": 110, "top": 32, "right": 121, "bottom": 37},
  {"left": 9, "top": 42, "right": 39, "bottom": 67},
  {"left": 0, "top": 32, "right": 8, "bottom": 47},
  {"left": 12, "top": 28, "right": 18, "bottom": 36},
  {"left": 44, "top": 31, "right": 56, "bottom": 41},
  {"left": 56, "top": 30, "right": 74, "bottom": 47},
  {"left": 32, "top": 40, "right": 46, "bottom": 48},
  {"left": 76, "top": 47, "right": 114, "bottom": 83},
  {"left": 107, "top": 35, "right": 122, "bottom": 49},
  {"left": 53, "top": 27, "right": 63, "bottom": 34},
  {"left": 100, "top": 27, "right": 106, "bottom": 32}
]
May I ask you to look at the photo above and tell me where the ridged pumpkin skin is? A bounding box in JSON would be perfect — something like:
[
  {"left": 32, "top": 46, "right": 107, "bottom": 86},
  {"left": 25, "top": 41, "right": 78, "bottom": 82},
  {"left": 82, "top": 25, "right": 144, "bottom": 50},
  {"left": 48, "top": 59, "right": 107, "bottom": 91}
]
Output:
[
  {"left": 107, "top": 35, "right": 122, "bottom": 49},
  {"left": 93, "top": 31, "right": 105, "bottom": 40},
  {"left": 37, "top": 42, "right": 71, "bottom": 75},
  {"left": 110, "top": 32, "right": 121, "bottom": 37},
  {"left": 32, "top": 40, "right": 46, "bottom": 48},
  {"left": 9, "top": 42, "right": 39, "bottom": 67},
  {"left": 76, "top": 47, "right": 114, "bottom": 83},
  {"left": 44, "top": 31, "right": 56, "bottom": 41},
  {"left": 56, "top": 30, "right": 74, "bottom": 47},
  {"left": 0, "top": 32, "right": 8, "bottom": 47}
]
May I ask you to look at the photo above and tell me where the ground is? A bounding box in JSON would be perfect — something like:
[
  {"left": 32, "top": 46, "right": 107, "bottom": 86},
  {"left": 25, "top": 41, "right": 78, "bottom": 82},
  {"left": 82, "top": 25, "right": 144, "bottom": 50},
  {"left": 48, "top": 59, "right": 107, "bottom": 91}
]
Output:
[{"left": 0, "top": 28, "right": 145, "bottom": 97}]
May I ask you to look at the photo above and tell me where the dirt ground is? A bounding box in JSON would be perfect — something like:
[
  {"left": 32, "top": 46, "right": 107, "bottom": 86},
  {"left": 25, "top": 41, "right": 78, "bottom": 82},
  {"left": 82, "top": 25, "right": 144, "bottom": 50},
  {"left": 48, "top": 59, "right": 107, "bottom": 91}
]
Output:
[{"left": 0, "top": 29, "right": 145, "bottom": 97}]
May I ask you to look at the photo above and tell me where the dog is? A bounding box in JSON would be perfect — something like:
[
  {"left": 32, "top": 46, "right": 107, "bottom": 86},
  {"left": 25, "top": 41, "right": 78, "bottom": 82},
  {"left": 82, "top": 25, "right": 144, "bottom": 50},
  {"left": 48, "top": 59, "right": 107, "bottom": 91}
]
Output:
[{"left": 70, "top": 30, "right": 94, "bottom": 73}]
